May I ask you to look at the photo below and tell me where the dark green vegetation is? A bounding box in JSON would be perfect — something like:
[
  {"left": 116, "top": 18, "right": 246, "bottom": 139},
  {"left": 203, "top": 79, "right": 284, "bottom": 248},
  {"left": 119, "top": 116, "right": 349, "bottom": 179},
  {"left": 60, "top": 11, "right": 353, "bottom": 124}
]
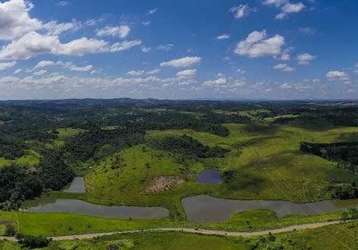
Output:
[
  {"left": 149, "top": 134, "right": 229, "bottom": 159},
  {"left": 1, "top": 99, "right": 358, "bottom": 248},
  {"left": 0, "top": 151, "right": 74, "bottom": 209}
]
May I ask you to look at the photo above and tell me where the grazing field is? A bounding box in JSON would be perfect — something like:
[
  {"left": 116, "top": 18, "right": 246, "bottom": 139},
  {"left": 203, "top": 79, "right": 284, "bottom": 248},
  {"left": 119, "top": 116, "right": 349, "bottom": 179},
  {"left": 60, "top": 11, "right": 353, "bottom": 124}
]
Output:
[
  {"left": 1, "top": 100, "right": 358, "bottom": 249},
  {"left": 1, "top": 221, "right": 357, "bottom": 250},
  {"left": 82, "top": 124, "right": 358, "bottom": 218}
]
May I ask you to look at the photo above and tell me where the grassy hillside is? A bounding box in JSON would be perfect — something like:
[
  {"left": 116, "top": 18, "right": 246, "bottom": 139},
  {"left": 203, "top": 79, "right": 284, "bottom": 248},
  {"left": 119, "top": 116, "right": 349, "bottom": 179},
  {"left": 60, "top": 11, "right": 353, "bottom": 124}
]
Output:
[{"left": 81, "top": 124, "right": 358, "bottom": 218}]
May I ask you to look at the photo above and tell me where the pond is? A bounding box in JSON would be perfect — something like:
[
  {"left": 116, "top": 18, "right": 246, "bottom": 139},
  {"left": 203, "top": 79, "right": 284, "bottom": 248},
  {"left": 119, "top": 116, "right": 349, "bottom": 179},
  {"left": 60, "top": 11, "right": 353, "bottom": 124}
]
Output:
[
  {"left": 64, "top": 177, "right": 86, "bottom": 193},
  {"left": 197, "top": 169, "right": 223, "bottom": 184},
  {"left": 182, "top": 195, "right": 357, "bottom": 223},
  {"left": 27, "top": 199, "right": 169, "bottom": 220}
]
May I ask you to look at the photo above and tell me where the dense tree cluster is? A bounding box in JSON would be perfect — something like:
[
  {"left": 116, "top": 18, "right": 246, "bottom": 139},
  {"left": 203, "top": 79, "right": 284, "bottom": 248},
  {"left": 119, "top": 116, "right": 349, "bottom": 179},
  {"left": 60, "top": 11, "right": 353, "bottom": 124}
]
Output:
[
  {"left": 0, "top": 151, "right": 74, "bottom": 209},
  {"left": 150, "top": 135, "right": 229, "bottom": 158},
  {"left": 63, "top": 127, "right": 145, "bottom": 163}
]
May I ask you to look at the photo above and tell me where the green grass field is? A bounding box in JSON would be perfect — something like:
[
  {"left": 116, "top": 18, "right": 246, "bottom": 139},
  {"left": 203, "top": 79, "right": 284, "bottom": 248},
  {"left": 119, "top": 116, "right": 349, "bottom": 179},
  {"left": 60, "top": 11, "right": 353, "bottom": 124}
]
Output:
[
  {"left": 0, "top": 150, "right": 41, "bottom": 168},
  {"left": 80, "top": 124, "right": 358, "bottom": 218},
  {"left": 0, "top": 209, "right": 349, "bottom": 237},
  {"left": 1, "top": 221, "right": 357, "bottom": 250}
]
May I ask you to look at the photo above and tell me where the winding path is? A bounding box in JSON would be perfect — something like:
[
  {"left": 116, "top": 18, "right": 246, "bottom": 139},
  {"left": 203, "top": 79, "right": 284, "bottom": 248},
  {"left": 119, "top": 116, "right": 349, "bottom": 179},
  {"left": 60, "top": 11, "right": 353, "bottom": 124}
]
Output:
[{"left": 1, "top": 220, "right": 355, "bottom": 242}]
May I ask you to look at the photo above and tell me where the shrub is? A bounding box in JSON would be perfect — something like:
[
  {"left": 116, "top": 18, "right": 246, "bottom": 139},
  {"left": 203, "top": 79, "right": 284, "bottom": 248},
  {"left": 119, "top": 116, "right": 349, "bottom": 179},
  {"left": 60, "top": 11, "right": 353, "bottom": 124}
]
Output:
[
  {"left": 4, "top": 224, "right": 16, "bottom": 236},
  {"left": 17, "top": 234, "right": 51, "bottom": 249}
]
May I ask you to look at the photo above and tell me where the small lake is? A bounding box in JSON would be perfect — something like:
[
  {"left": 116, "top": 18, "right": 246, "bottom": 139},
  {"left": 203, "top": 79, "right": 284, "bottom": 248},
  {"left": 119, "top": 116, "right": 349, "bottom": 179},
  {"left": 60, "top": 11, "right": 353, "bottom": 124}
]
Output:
[
  {"left": 182, "top": 195, "right": 357, "bottom": 223},
  {"left": 64, "top": 177, "right": 86, "bottom": 193},
  {"left": 27, "top": 199, "right": 169, "bottom": 220},
  {"left": 197, "top": 169, "right": 223, "bottom": 184}
]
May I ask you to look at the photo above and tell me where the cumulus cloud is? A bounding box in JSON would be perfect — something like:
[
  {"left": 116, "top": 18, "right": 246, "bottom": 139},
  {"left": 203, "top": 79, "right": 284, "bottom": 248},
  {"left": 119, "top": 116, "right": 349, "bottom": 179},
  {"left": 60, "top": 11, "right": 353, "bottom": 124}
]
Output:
[
  {"left": 33, "top": 60, "right": 93, "bottom": 72},
  {"left": 276, "top": 2, "right": 305, "bottom": 19},
  {"left": 34, "top": 60, "right": 56, "bottom": 69},
  {"left": 263, "top": 0, "right": 305, "bottom": 19},
  {"left": 0, "top": 31, "right": 142, "bottom": 60},
  {"left": 160, "top": 56, "right": 201, "bottom": 68},
  {"left": 96, "top": 25, "right": 130, "bottom": 38},
  {"left": 203, "top": 74, "right": 246, "bottom": 90},
  {"left": 127, "top": 69, "right": 160, "bottom": 76},
  {"left": 0, "top": 0, "right": 142, "bottom": 61},
  {"left": 176, "top": 69, "right": 197, "bottom": 79},
  {"left": 230, "top": 5, "right": 251, "bottom": 19},
  {"left": 0, "top": 61, "right": 16, "bottom": 70},
  {"left": 297, "top": 53, "right": 315, "bottom": 65},
  {"left": 33, "top": 69, "right": 47, "bottom": 76},
  {"left": 326, "top": 71, "right": 350, "bottom": 82},
  {"left": 0, "top": 0, "right": 42, "bottom": 40},
  {"left": 216, "top": 34, "right": 230, "bottom": 40},
  {"left": 273, "top": 63, "right": 294, "bottom": 72},
  {"left": 234, "top": 30, "right": 285, "bottom": 58},
  {"left": 263, "top": 0, "right": 288, "bottom": 7},
  {"left": 43, "top": 20, "right": 81, "bottom": 35},
  {"left": 0, "top": 32, "right": 60, "bottom": 60}
]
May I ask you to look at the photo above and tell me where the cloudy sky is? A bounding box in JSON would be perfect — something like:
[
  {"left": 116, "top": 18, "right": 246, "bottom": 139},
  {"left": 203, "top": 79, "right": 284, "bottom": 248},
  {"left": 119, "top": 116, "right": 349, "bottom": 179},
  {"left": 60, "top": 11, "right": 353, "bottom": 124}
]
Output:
[{"left": 0, "top": 0, "right": 357, "bottom": 100}]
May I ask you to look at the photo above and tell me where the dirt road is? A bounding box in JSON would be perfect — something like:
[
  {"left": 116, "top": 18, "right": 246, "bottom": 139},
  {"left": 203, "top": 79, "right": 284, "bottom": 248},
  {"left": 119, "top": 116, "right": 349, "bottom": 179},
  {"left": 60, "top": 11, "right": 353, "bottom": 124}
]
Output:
[{"left": 0, "top": 219, "right": 352, "bottom": 242}]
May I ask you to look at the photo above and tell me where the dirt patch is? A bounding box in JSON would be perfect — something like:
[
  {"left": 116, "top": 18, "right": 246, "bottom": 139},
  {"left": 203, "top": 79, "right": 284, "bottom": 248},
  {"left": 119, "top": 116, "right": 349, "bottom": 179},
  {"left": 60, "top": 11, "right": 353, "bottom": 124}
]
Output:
[{"left": 145, "top": 176, "right": 184, "bottom": 193}]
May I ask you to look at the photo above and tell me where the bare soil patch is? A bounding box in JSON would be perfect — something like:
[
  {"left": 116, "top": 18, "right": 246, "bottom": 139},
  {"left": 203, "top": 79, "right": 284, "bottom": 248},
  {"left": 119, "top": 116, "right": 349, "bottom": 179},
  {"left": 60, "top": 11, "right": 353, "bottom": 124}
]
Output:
[{"left": 146, "top": 176, "right": 184, "bottom": 193}]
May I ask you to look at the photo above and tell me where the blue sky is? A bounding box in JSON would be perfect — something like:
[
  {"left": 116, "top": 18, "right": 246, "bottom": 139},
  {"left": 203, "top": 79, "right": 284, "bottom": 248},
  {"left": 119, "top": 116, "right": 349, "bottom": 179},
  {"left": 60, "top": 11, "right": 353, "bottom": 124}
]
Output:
[{"left": 0, "top": 0, "right": 357, "bottom": 100}]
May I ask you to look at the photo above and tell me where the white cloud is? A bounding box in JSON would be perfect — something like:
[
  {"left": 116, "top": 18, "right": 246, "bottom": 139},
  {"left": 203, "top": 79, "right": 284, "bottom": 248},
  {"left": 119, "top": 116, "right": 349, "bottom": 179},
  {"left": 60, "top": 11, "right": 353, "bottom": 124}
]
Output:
[
  {"left": 34, "top": 60, "right": 93, "bottom": 72},
  {"left": 216, "top": 34, "right": 230, "bottom": 40},
  {"left": 0, "top": 30, "right": 142, "bottom": 60},
  {"left": 203, "top": 74, "right": 246, "bottom": 89},
  {"left": 57, "top": 1, "right": 69, "bottom": 7},
  {"left": 147, "top": 69, "right": 161, "bottom": 75},
  {"left": 297, "top": 53, "right": 315, "bottom": 65},
  {"left": 96, "top": 25, "right": 130, "bottom": 38},
  {"left": 280, "top": 50, "right": 291, "bottom": 61},
  {"left": 0, "top": 0, "right": 42, "bottom": 40},
  {"left": 326, "top": 71, "right": 350, "bottom": 82},
  {"left": 0, "top": 61, "right": 16, "bottom": 70},
  {"left": 66, "top": 64, "right": 93, "bottom": 72},
  {"left": 263, "top": 0, "right": 305, "bottom": 19},
  {"left": 43, "top": 20, "right": 81, "bottom": 35},
  {"left": 230, "top": 5, "right": 251, "bottom": 19},
  {"left": 0, "top": 32, "right": 60, "bottom": 60},
  {"left": 57, "top": 37, "right": 109, "bottom": 55},
  {"left": 203, "top": 77, "right": 227, "bottom": 87},
  {"left": 263, "top": 0, "right": 288, "bottom": 7},
  {"left": 147, "top": 8, "right": 158, "bottom": 15},
  {"left": 176, "top": 69, "right": 197, "bottom": 79},
  {"left": 127, "top": 69, "right": 160, "bottom": 76},
  {"left": 13, "top": 68, "right": 22, "bottom": 74},
  {"left": 127, "top": 70, "right": 145, "bottom": 76},
  {"left": 273, "top": 63, "right": 294, "bottom": 72},
  {"left": 234, "top": 30, "right": 285, "bottom": 58},
  {"left": 33, "top": 69, "right": 47, "bottom": 76},
  {"left": 110, "top": 40, "right": 142, "bottom": 52},
  {"left": 276, "top": 2, "right": 305, "bottom": 19},
  {"left": 160, "top": 56, "right": 201, "bottom": 68},
  {"left": 157, "top": 44, "right": 174, "bottom": 51},
  {"left": 34, "top": 60, "right": 56, "bottom": 69},
  {"left": 141, "top": 46, "right": 151, "bottom": 53}
]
